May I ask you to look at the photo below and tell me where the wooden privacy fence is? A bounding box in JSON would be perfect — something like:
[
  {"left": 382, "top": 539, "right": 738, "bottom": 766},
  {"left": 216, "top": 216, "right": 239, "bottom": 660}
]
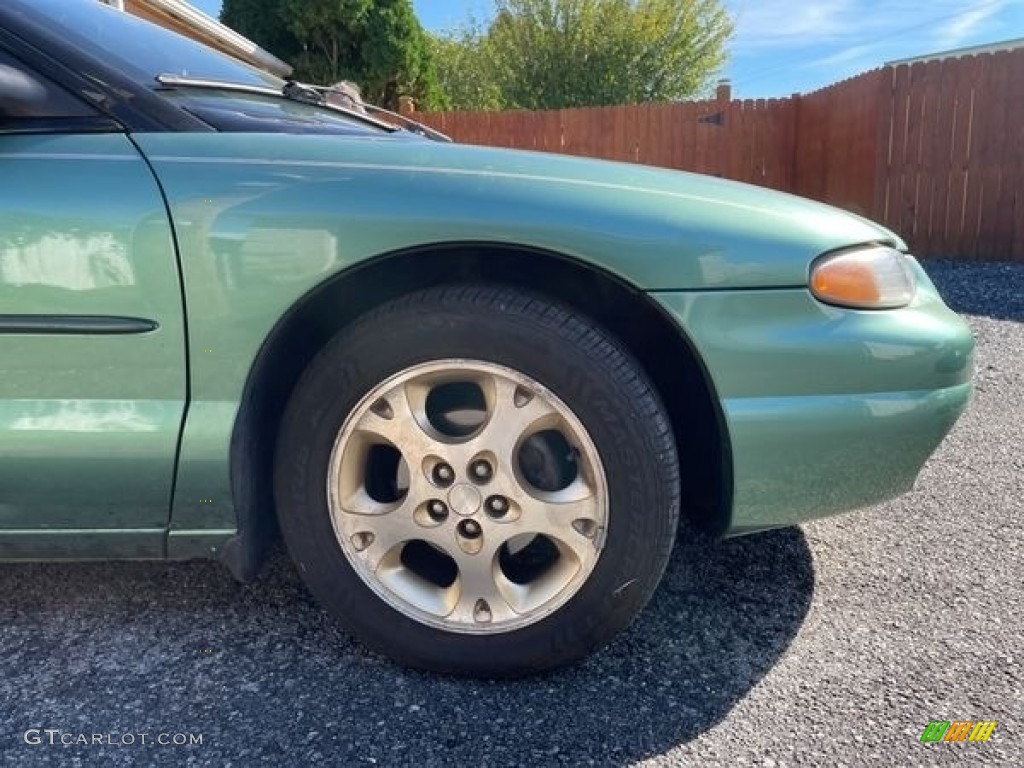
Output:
[{"left": 416, "top": 48, "right": 1024, "bottom": 262}]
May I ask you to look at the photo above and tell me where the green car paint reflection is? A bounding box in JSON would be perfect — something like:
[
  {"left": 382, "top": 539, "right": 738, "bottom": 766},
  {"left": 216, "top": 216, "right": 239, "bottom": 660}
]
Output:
[
  {"left": 137, "top": 135, "right": 970, "bottom": 552},
  {"left": 0, "top": 132, "right": 972, "bottom": 560},
  {"left": 0, "top": 134, "right": 184, "bottom": 549}
]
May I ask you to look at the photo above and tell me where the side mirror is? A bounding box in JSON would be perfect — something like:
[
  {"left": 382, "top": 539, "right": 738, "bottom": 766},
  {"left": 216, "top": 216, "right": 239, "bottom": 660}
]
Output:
[{"left": 0, "top": 64, "right": 48, "bottom": 116}]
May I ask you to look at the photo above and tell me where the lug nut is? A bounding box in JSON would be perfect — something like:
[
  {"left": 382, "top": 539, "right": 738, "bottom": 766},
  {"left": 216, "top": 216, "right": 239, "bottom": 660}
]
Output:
[
  {"left": 427, "top": 500, "right": 448, "bottom": 522},
  {"left": 485, "top": 495, "right": 509, "bottom": 518},
  {"left": 458, "top": 519, "right": 483, "bottom": 540},
  {"left": 432, "top": 463, "right": 455, "bottom": 487},
  {"left": 470, "top": 459, "right": 493, "bottom": 482}
]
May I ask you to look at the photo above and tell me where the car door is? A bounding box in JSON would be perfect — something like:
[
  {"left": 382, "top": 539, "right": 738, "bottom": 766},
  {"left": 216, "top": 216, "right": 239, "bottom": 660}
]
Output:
[{"left": 0, "top": 48, "right": 186, "bottom": 557}]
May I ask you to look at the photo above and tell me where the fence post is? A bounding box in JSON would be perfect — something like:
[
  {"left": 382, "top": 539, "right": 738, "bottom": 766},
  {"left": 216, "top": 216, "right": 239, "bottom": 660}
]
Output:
[
  {"left": 716, "top": 79, "right": 731, "bottom": 103},
  {"left": 398, "top": 96, "right": 416, "bottom": 116}
]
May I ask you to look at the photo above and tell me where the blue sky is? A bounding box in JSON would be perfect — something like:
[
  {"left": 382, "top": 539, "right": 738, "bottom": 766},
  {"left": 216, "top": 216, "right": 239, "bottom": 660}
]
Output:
[{"left": 191, "top": 0, "right": 1024, "bottom": 97}]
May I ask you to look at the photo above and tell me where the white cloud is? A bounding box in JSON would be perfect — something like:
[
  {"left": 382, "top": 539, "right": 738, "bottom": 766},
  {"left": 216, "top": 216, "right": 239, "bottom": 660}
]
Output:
[
  {"left": 933, "top": 0, "right": 1007, "bottom": 47},
  {"left": 728, "top": 0, "right": 856, "bottom": 48},
  {"left": 727, "top": 0, "right": 1014, "bottom": 53},
  {"left": 809, "top": 43, "right": 879, "bottom": 68}
]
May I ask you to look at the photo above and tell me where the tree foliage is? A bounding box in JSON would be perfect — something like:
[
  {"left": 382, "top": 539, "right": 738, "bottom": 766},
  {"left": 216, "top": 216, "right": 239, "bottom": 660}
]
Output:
[
  {"left": 433, "top": 0, "right": 732, "bottom": 110},
  {"left": 221, "top": 0, "right": 438, "bottom": 109},
  {"left": 428, "top": 28, "right": 504, "bottom": 111}
]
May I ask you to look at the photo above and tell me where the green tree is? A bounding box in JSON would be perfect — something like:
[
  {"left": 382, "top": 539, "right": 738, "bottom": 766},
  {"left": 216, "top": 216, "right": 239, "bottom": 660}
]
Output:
[
  {"left": 220, "top": 0, "right": 302, "bottom": 64},
  {"left": 437, "top": 0, "right": 732, "bottom": 110},
  {"left": 429, "top": 27, "right": 505, "bottom": 111},
  {"left": 356, "top": 0, "right": 440, "bottom": 108},
  {"left": 221, "top": 0, "right": 438, "bottom": 110},
  {"left": 280, "top": 0, "right": 371, "bottom": 84}
]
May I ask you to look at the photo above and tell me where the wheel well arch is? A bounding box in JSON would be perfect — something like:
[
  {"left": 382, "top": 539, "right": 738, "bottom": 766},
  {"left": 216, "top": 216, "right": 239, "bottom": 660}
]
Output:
[{"left": 223, "top": 242, "right": 732, "bottom": 581}]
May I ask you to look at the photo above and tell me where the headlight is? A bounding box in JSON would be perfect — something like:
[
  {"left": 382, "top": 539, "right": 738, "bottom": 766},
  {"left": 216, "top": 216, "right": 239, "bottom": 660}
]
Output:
[{"left": 809, "top": 245, "right": 916, "bottom": 309}]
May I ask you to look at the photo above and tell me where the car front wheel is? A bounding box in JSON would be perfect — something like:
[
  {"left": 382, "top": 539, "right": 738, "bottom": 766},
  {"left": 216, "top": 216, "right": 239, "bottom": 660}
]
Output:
[{"left": 275, "top": 284, "right": 680, "bottom": 676}]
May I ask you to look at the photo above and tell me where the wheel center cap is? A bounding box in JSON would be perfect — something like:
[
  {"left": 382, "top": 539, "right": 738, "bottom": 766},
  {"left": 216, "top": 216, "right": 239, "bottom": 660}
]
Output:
[{"left": 448, "top": 484, "right": 482, "bottom": 516}]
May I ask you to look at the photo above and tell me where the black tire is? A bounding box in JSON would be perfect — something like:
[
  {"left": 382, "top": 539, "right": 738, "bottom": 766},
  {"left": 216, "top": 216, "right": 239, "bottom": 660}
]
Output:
[{"left": 274, "top": 284, "right": 680, "bottom": 677}]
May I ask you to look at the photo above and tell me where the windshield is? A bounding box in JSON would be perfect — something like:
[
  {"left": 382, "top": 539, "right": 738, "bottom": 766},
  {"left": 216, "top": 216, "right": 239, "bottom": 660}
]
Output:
[{"left": 21, "top": 0, "right": 284, "bottom": 90}]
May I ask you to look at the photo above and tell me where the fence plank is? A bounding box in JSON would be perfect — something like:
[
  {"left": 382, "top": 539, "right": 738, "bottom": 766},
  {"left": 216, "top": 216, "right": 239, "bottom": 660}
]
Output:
[
  {"left": 914, "top": 60, "right": 943, "bottom": 254},
  {"left": 1008, "top": 52, "right": 1024, "bottom": 261},
  {"left": 872, "top": 68, "right": 894, "bottom": 223},
  {"left": 972, "top": 53, "right": 1008, "bottom": 259},
  {"left": 909, "top": 63, "right": 932, "bottom": 246},
  {"left": 945, "top": 56, "right": 977, "bottom": 257},
  {"left": 851, "top": 71, "right": 881, "bottom": 216},
  {"left": 958, "top": 59, "right": 987, "bottom": 259}
]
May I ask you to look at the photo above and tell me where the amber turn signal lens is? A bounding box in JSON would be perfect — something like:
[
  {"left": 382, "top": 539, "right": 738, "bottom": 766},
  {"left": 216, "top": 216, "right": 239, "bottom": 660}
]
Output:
[{"left": 810, "top": 246, "right": 915, "bottom": 309}]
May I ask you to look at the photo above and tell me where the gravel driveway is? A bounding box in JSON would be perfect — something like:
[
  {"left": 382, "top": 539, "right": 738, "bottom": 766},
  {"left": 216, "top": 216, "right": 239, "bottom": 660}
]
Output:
[{"left": 1, "top": 261, "right": 1020, "bottom": 767}]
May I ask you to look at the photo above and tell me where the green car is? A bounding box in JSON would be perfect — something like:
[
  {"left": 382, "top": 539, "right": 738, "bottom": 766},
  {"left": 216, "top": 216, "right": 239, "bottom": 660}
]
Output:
[{"left": 0, "top": 0, "right": 972, "bottom": 677}]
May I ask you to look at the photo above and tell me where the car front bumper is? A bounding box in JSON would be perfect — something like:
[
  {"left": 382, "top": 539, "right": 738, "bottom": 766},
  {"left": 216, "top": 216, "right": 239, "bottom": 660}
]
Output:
[{"left": 651, "top": 258, "right": 974, "bottom": 534}]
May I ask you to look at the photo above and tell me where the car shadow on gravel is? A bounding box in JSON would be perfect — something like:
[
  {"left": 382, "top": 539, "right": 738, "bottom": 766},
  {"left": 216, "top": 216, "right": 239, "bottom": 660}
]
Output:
[
  {"left": 923, "top": 260, "right": 1023, "bottom": 321},
  {"left": 0, "top": 528, "right": 813, "bottom": 766}
]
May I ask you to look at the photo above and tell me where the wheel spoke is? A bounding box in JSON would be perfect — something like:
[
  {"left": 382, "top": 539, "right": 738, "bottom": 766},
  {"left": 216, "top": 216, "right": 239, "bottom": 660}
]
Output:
[
  {"left": 334, "top": 486, "right": 389, "bottom": 517},
  {"left": 514, "top": 486, "right": 604, "bottom": 564},
  {"left": 479, "top": 374, "right": 561, "bottom": 462},
  {"left": 351, "top": 381, "right": 438, "bottom": 462},
  {"left": 447, "top": 543, "right": 519, "bottom": 626},
  {"left": 340, "top": 499, "right": 449, "bottom": 572}
]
